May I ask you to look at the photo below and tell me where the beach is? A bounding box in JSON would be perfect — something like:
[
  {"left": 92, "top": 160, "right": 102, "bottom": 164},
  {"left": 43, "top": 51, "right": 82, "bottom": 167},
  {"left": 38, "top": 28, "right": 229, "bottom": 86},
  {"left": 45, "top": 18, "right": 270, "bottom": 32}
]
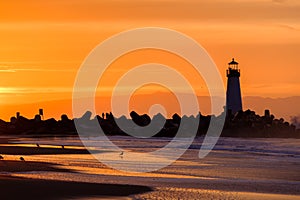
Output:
[{"left": 0, "top": 136, "right": 299, "bottom": 199}]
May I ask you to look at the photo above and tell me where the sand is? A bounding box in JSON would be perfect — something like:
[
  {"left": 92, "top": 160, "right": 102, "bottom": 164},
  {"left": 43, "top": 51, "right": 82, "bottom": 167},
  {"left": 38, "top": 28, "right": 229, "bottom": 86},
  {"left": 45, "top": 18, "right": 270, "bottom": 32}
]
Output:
[
  {"left": 0, "top": 144, "right": 151, "bottom": 199},
  {"left": 0, "top": 175, "right": 152, "bottom": 200},
  {"left": 0, "top": 136, "right": 299, "bottom": 200},
  {"left": 135, "top": 187, "right": 300, "bottom": 200},
  {"left": 0, "top": 144, "right": 97, "bottom": 155},
  {"left": 0, "top": 160, "right": 72, "bottom": 173}
]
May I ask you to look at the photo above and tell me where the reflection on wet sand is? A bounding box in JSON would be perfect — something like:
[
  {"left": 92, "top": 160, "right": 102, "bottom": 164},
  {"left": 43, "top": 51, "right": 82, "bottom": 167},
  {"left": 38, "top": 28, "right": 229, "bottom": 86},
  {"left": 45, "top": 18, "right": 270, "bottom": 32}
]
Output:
[{"left": 0, "top": 136, "right": 299, "bottom": 199}]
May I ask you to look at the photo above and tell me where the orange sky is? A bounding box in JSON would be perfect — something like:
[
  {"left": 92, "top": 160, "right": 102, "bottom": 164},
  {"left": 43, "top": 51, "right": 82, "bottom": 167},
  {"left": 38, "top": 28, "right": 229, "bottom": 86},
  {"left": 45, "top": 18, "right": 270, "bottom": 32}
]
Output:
[{"left": 0, "top": 0, "right": 299, "bottom": 120}]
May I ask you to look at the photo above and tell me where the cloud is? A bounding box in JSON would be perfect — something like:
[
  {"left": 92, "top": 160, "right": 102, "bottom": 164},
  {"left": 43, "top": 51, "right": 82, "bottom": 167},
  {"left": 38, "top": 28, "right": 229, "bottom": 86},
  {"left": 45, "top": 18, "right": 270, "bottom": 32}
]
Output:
[
  {"left": 0, "top": 87, "right": 73, "bottom": 94},
  {"left": 277, "top": 24, "right": 298, "bottom": 31},
  {"left": 0, "top": 69, "right": 16, "bottom": 73},
  {"left": 0, "top": 68, "right": 74, "bottom": 73},
  {"left": 14, "top": 68, "right": 74, "bottom": 72},
  {"left": 272, "top": 0, "right": 287, "bottom": 4},
  {"left": 0, "top": 64, "right": 75, "bottom": 73}
]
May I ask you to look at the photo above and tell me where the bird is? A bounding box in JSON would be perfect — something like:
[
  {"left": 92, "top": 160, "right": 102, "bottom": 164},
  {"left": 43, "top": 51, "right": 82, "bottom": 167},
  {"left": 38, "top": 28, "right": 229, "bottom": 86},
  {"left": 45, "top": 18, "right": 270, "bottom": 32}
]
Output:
[
  {"left": 119, "top": 151, "right": 124, "bottom": 159},
  {"left": 61, "top": 145, "right": 65, "bottom": 149},
  {"left": 36, "top": 143, "right": 40, "bottom": 148},
  {"left": 0, "top": 155, "right": 3, "bottom": 160},
  {"left": 20, "top": 157, "right": 25, "bottom": 161}
]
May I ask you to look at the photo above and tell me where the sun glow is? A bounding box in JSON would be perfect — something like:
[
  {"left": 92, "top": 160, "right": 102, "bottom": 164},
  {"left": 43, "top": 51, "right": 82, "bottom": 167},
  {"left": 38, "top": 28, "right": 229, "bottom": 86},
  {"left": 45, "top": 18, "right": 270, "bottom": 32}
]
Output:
[{"left": 0, "top": 0, "right": 299, "bottom": 120}]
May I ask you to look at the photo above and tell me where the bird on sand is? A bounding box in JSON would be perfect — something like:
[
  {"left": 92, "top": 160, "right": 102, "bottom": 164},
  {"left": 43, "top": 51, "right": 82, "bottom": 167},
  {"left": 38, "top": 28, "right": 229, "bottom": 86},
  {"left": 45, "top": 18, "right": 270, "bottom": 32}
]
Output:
[
  {"left": 36, "top": 143, "right": 40, "bottom": 148},
  {"left": 0, "top": 155, "right": 3, "bottom": 160},
  {"left": 119, "top": 151, "right": 124, "bottom": 159},
  {"left": 20, "top": 157, "right": 25, "bottom": 161}
]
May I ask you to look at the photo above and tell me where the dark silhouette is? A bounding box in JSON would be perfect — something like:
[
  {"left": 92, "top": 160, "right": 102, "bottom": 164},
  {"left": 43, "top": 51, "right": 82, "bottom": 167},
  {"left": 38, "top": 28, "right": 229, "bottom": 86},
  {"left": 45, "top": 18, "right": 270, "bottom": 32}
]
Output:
[
  {"left": 119, "top": 151, "right": 124, "bottom": 159},
  {"left": 0, "top": 109, "right": 299, "bottom": 138},
  {"left": 39, "top": 108, "right": 44, "bottom": 120},
  {"left": 226, "top": 58, "right": 243, "bottom": 114},
  {"left": 0, "top": 155, "right": 3, "bottom": 160},
  {"left": 20, "top": 157, "right": 25, "bottom": 161},
  {"left": 291, "top": 115, "right": 300, "bottom": 129},
  {"left": 0, "top": 177, "right": 152, "bottom": 200},
  {"left": 0, "top": 60, "right": 298, "bottom": 138},
  {"left": 130, "top": 111, "right": 151, "bottom": 126}
]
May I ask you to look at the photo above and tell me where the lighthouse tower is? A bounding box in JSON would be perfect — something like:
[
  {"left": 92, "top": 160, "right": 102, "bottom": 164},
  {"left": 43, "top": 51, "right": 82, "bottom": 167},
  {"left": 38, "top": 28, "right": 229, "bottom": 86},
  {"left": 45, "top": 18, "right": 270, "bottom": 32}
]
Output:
[{"left": 226, "top": 58, "right": 243, "bottom": 114}]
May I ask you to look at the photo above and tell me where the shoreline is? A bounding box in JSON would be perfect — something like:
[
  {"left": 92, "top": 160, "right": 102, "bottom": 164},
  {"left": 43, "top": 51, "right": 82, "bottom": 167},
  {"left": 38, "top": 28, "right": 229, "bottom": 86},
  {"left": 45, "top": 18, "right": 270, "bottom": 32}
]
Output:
[
  {"left": 0, "top": 144, "right": 96, "bottom": 155},
  {"left": 0, "top": 136, "right": 299, "bottom": 199}
]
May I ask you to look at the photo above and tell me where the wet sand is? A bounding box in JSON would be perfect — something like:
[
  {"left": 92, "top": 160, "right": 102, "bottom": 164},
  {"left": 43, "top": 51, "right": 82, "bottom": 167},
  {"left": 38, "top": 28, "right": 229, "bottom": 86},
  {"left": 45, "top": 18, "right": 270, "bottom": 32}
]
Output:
[
  {"left": 0, "top": 136, "right": 299, "bottom": 199},
  {"left": 0, "top": 144, "right": 97, "bottom": 155},
  {"left": 0, "top": 160, "right": 72, "bottom": 173},
  {"left": 0, "top": 144, "right": 152, "bottom": 199},
  {"left": 0, "top": 175, "right": 152, "bottom": 200},
  {"left": 136, "top": 187, "right": 300, "bottom": 200},
  {"left": 0, "top": 154, "right": 152, "bottom": 200}
]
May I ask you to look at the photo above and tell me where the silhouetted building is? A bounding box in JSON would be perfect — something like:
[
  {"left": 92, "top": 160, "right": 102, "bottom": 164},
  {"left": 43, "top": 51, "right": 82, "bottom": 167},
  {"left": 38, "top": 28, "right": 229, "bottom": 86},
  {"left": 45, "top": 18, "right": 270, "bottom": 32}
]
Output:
[
  {"left": 39, "top": 108, "right": 44, "bottom": 120},
  {"left": 16, "top": 112, "right": 20, "bottom": 119},
  {"left": 226, "top": 58, "right": 243, "bottom": 114},
  {"left": 264, "top": 109, "right": 270, "bottom": 117},
  {"left": 34, "top": 114, "right": 41, "bottom": 122}
]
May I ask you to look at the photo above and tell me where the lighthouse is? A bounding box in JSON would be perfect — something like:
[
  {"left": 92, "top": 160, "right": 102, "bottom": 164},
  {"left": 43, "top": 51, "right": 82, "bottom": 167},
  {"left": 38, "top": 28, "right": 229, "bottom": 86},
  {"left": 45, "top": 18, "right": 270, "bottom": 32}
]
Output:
[{"left": 226, "top": 58, "right": 243, "bottom": 114}]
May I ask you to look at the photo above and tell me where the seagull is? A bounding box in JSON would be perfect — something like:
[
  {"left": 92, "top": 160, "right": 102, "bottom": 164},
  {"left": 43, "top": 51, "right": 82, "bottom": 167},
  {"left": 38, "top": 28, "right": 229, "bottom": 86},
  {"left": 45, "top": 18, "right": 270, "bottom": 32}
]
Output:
[
  {"left": 119, "top": 151, "right": 124, "bottom": 159},
  {"left": 20, "top": 157, "right": 25, "bottom": 161},
  {"left": 0, "top": 155, "right": 3, "bottom": 160}
]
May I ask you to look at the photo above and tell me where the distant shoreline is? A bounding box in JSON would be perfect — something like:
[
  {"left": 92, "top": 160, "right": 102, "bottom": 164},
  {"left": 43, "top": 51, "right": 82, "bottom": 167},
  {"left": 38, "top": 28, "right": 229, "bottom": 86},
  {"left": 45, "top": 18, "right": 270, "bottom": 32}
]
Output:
[{"left": 1, "top": 109, "right": 299, "bottom": 138}]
